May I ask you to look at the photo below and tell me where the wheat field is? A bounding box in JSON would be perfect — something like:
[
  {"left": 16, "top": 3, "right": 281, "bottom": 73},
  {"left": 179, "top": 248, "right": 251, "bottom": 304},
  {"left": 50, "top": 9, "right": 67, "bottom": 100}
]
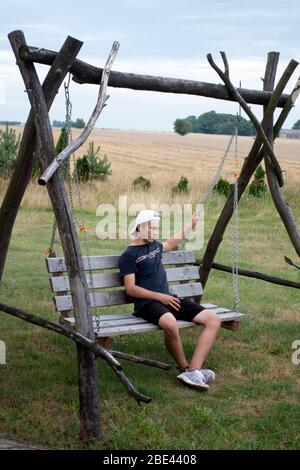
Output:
[{"left": 1, "top": 126, "right": 299, "bottom": 211}]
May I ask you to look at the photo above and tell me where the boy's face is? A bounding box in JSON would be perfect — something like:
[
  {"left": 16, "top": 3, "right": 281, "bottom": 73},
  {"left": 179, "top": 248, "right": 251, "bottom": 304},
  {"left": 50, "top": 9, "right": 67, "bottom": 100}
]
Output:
[{"left": 138, "top": 219, "right": 160, "bottom": 241}]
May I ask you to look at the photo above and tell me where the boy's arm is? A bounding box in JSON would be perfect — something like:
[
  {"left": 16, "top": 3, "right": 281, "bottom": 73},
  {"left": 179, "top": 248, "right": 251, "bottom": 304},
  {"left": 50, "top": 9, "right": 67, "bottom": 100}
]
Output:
[
  {"left": 123, "top": 274, "right": 181, "bottom": 310},
  {"left": 162, "top": 212, "right": 199, "bottom": 252}
]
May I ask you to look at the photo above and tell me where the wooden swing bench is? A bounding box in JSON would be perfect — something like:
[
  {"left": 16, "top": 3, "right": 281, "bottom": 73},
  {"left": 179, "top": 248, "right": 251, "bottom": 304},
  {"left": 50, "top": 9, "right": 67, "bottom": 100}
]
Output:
[{"left": 46, "top": 250, "right": 244, "bottom": 344}]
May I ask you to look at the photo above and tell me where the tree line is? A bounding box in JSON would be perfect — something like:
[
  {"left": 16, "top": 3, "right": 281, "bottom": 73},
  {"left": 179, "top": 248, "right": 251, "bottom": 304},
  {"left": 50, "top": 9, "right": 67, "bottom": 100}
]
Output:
[{"left": 174, "top": 111, "right": 256, "bottom": 136}]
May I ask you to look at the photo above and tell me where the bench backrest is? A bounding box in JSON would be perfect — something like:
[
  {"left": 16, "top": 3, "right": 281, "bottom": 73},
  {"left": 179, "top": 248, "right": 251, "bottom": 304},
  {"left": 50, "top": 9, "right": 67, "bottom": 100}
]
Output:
[{"left": 46, "top": 250, "right": 203, "bottom": 316}]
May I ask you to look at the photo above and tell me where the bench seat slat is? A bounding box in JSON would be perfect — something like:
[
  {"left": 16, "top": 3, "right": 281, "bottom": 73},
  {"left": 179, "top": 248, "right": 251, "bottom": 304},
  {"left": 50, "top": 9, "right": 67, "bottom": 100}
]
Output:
[
  {"left": 61, "top": 310, "right": 245, "bottom": 337},
  {"left": 62, "top": 304, "right": 230, "bottom": 326},
  {"left": 50, "top": 266, "right": 200, "bottom": 292},
  {"left": 54, "top": 282, "right": 203, "bottom": 311},
  {"left": 46, "top": 250, "right": 196, "bottom": 273}
]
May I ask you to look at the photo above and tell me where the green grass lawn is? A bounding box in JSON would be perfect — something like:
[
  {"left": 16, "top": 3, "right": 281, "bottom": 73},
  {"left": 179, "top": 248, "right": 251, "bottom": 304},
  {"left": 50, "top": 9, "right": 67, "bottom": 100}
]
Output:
[{"left": 0, "top": 191, "right": 300, "bottom": 449}]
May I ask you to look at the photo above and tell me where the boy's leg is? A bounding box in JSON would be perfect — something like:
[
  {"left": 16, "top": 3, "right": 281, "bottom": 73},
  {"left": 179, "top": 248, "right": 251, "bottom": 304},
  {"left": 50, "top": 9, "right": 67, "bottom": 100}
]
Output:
[
  {"left": 158, "top": 312, "right": 189, "bottom": 371},
  {"left": 189, "top": 309, "right": 221, "bottom": 370}
]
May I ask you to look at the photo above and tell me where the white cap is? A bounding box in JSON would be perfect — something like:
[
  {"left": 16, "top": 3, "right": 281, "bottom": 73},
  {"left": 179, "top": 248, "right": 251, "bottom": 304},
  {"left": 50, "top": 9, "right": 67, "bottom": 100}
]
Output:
[{"left": 129, "top": 210, "right": 160, "bottom": 235}]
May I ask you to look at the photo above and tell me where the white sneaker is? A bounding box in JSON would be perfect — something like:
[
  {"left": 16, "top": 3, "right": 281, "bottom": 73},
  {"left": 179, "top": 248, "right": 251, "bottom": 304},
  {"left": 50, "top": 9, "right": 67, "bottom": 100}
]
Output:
[
  {"left": 177, "top": 369, "right": 209, "bottom": 391},
  {"left": 198, "top": 369, "right": 216, "bottom": 384}
]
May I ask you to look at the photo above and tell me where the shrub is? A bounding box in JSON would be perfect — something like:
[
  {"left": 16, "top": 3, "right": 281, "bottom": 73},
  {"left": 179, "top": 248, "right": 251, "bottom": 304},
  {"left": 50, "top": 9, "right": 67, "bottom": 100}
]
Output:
[
  {"left": 75, "top": 142, "right": 112, "bottom": 182},
  {"left": 75, "top": 155, "right": 90, "bottom": 182},
  {"left": 132, "top": 176, "right": 151, "bottom": 191},
  {"left": 172, "top": 176, "right": 190, "bottom": 195},
  {"left": 248, "top": 165, "right": 267, "bottom": 198},
  {"left": 0, "top": 124, "right": 21, "bottom": 178},
  {"left": 213, "top": 177, "right": 232, "bottom": 197}
]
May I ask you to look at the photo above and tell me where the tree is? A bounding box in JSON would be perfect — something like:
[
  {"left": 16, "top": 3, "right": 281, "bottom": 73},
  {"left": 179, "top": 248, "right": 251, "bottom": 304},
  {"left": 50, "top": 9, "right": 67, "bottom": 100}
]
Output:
[
  {"left": 173, "top": 110, "right": 256, "bottom": 136},
  {"left": 0, "top": 124, "right": 21, "bottom": 178},
  {"left": 292, "top": 119, "right": 300, "bottom": 130},
  {"left": 72, "top": 118, "right": 85, "bottom": 129},
  {"left": 75, "top": 142, "right": 112, "bottom": 182},
  {"left": 173, "top": 119, "right": 193, "bottom": 136}
]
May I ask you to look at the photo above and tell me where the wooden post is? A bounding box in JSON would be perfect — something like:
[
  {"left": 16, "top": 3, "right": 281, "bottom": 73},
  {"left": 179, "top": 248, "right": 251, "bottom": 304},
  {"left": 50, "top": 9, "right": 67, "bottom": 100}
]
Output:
[
  {"left": 0, "top": 35, "right": 83, "bottom": 282},
  {"left": 8, "top": 30, "right": 100, "bottom": 442},
  {"left": 263, "top": 56, "right": 300, "bottom": 257}
]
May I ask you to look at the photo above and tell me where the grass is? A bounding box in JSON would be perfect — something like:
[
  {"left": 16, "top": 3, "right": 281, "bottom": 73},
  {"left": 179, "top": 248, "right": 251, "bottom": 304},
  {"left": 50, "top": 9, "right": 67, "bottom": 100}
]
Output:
[
  {"left": 0, "top": 129, "right": 300, "bottom": 449},
  {"left": 0, "top": 192, "right": 300, "bottom": 450}
]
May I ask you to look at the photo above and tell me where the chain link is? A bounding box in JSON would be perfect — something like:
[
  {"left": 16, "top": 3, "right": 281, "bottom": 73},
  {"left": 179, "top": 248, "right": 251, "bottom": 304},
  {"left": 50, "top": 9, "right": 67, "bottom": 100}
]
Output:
[
  {"left": 179, "top": 130, "right": 235, "bottom": 251},
  {"left": 63, "top": 76, "right": 101, "bottom": 333},
  {"left": 232, "top": 116, "right": 240, "bottom": 314}
]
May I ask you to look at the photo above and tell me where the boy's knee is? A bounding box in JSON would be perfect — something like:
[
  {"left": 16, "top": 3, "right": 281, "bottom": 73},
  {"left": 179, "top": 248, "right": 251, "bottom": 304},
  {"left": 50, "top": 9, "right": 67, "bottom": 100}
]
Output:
[
  {"left": 159, "top": 314, "right": 179, "bottom": 337},
  {"left": 195, "top": 309, "right": 221, "bottom": 329},
  {"left": 208, "top": 311, "right": 221, "bottom": 329}
]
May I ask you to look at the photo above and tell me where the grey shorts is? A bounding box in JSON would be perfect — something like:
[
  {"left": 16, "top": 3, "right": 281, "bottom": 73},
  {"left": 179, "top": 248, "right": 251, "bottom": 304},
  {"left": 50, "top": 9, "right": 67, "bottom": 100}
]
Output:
[{"left": 134, "top": 295, "right": 207, "bottom": 326}]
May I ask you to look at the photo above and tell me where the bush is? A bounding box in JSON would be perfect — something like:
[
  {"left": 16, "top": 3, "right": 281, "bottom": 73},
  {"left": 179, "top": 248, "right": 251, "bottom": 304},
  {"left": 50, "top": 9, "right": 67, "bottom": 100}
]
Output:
[
  {"left": 172, "top": 176, "right": 190, "bottom": 195},
  {"left": 75, "top": 155, "right": 90, "bottom": 182},
  {"left": 132, "top": 176, "right": 151, "bottom": 191},
  {"left": 248, "top": 165, "right": 267, "bottom": 198},
  {"left": 0, "top": 124, "right": 21, "bottom": 178},
  {"left": 173, "top": 119, "right": 193, "bottom": 136},
  {"left": 75, "top": 142, "right": 112, "bottom": 182},
  {"left": 213, "top": 177, "right": 232, "bottom": 197}
]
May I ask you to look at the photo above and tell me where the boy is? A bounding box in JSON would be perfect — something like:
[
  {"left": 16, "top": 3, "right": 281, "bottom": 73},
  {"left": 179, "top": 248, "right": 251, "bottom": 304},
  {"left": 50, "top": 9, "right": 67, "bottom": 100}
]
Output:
[{"left": 119, "top": 209, "right": 221, "bottom": 390}]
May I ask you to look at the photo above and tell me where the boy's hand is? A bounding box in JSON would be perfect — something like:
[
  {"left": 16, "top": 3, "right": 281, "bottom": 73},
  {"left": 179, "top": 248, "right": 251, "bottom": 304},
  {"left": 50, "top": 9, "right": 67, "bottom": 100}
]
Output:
[
  {"left": 191, "top": 212, "right": 200, "bottom": 229},
  {"left": 157, "top": 293, "right": 181, "bottom": 311}
]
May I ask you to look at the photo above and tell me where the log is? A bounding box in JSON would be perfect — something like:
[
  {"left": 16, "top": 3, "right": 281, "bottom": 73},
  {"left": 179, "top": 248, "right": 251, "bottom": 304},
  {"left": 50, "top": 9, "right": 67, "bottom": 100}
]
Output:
[
  {"left": 194, "top": 259, "right": 300, "bottom": 289},
  {"left": 19, "top": 45, "right": 291, "bottom": 108},
  {"left": 198, "top": 59, "right": 300, "bottom": 292},
  {"left": 284, "top": 256, "right": 300, "bottom": 270},
  {"left": 0, "top": 301, "right": 151, "bottom": 404},
  {"left": 8, "top": 30, "right": 100, "bottom": 442},
  {"left": 263, "top": 56, "right": 300, "bottom": 257},
  {"left": 38, "top": 41, "right": 119, "bottom": 185},
  {"left": 0, "top": 36, "right": 83, "bottom": 282},
  {"left": 108, "top": 350, "right": 172, "bottom": 370}
]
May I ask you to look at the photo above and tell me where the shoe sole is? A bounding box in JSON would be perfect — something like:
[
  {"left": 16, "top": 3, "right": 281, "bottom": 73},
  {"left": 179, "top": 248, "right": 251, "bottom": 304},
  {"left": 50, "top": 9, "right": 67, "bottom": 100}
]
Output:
[{"left": 177, "top": 375, "right": 209, "bottom": 391}]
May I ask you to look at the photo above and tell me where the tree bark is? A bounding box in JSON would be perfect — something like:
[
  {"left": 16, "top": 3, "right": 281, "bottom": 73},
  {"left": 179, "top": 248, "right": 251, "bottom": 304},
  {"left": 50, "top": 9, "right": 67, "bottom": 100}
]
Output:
[
  {"left": 0, "top": 36, "right": 83, "bottom": 282},
  {"left": 8, "top": 30, "right": 100, "bottom": 442},
  {"left": 19, "top": 45, "right": 291, "bottom": 107}
]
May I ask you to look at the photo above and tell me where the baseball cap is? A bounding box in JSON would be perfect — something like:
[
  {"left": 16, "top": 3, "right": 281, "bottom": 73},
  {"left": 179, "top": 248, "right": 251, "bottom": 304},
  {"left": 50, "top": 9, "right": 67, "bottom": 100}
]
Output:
[{"left": 129, "top": 209, "right": 160, "bottom": 235}]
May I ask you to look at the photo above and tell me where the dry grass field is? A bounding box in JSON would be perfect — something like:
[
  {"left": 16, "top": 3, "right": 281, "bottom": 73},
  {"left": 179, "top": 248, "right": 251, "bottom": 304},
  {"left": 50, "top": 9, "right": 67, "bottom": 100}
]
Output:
[{"left": 1, "top": 125, "right": 299, "bottom": 211}]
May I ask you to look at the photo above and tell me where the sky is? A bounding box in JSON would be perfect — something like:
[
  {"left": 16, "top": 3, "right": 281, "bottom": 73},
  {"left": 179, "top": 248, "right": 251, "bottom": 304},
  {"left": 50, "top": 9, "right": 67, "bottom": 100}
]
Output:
[{"left": 1, "top": 0, "right": 300, "bottom": 131}]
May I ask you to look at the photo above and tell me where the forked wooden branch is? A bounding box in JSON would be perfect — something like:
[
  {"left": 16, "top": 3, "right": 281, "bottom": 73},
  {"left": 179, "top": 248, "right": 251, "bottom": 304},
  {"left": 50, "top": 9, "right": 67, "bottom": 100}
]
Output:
[
  {"left": 207, "top": 52, "right": 299, "bottom": 187},
  {"left": 38, "top": 41, "right": 120, "bottom": 186},
  {"left": 198, "top": 63, "right": 300, "bottom": 290},
  {"left": 0, "top": 302, "right": 151, "bottom": 404}
]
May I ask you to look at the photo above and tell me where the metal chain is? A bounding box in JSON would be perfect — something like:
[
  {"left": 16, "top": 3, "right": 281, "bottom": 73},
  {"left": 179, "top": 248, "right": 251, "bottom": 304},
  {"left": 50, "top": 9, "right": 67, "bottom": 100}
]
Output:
[
  {"left": 232, "top": 115, "right": 240, "bottom": 314},
  {"left": 64, "top": 76, "right": 101, "bottom": 332},
  {"left": 179, "top": 130, "right": 235, "bottom": 250}
]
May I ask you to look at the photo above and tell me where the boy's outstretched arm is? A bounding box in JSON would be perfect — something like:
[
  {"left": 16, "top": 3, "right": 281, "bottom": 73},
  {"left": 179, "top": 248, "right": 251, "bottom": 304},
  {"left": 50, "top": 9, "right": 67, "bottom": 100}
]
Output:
[{"left": 162, "top": 212, "right": 200, "bottom": 252}]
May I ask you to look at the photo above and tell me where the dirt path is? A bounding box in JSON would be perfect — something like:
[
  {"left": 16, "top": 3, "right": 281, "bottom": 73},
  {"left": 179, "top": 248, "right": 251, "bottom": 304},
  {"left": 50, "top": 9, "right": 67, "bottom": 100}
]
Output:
[{"left": 0, "top": 436, "right": 50, "bottom": 450}]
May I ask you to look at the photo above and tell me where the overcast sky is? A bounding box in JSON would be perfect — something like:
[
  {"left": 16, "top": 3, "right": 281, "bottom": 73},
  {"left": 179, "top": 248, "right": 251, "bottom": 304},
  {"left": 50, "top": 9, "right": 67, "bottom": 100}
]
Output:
[{"left": 1, "top": 0, "right": 300, "bottom": 130}]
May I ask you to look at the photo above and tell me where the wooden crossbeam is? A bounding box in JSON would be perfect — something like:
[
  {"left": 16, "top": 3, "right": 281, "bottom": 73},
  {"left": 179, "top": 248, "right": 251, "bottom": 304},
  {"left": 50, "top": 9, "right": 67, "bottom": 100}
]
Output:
[{"left": 19, "top": 45, "right": 290, "bottom": 107}]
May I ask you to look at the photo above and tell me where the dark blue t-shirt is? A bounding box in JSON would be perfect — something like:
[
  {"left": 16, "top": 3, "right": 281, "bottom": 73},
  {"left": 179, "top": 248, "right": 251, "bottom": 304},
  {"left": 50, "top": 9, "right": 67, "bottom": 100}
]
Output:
[{"left": 119, "top": 240, "right": 171, "bottom": 313}]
